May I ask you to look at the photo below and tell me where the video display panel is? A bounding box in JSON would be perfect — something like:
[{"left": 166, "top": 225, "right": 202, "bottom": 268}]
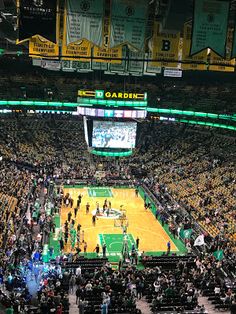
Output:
[{"left": 92, "top": 121, "right": 137, "bottom": 148}]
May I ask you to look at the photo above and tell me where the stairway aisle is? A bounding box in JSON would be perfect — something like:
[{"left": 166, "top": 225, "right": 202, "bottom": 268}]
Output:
[
  {"left": 69, "top": 294, "right": 79, "bottom": 314},
  {"left": 136, "top": 297, "right": 152, "bottom": 314},
  {"left": 198, "top": 296, "right": 230, "bottom": 314}
]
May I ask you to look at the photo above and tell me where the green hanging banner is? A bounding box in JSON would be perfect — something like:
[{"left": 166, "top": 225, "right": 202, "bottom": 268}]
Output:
[
  {"left": 110, "top": 0, "right": 148, "bottom": 50},
  {"left": 66, "top": 0, "right": 104, "bottom": 47},
  {"left": 190, "top": 0, "right": 230, "bottom": 57}
]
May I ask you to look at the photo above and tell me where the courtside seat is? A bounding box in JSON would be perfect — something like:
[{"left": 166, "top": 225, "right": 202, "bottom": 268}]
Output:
[
  {"left": 62, "top": 258, "right": 108, "bottom": 273},
  {"left": 141, "top": 255, "right": 195, "bottom": 269}
]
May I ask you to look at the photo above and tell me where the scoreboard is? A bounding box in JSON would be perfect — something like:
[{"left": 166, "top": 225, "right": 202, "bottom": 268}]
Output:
[{"left": 77, "top": 89, "right": 148, "bottom": 108}]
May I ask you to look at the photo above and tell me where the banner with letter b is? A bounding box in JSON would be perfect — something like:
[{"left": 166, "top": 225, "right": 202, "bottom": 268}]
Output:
[{"left": 151, "top": 23, "right": 180, "bottom": 68}]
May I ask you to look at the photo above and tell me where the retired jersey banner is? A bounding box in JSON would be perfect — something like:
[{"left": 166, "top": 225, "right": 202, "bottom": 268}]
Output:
[
  {"left": 190, "top": 0, "right": 230, "bottom": 57},
  {"left": 18, "top": 0, "right": 58, "bottom": 43},
  {"left": 151, "top": 23, "right": 180, "bottom": 67},
  {"left": 182, "top": 23, "right": 207, "bottom": 70},
  {"left": 92, "top": 61, "right": 108, "bottom": 71},
  {"left": 66, "top": 0, "right": 104, "bottom": 46},
  {"left": 110, "top": 0, "right": 148, "bottom": 50},
  {"left": 209, "top": 51, "right": 235, "bottom": 72},
  {"left": 144, "top": 53, "right": 162, "bottom": 75},
  {"left": 71, "top": 60, "right": 92, "bottom": 73},
  {"left": 29, "top": 36, "right": 59, "bottom": 59},
  {"left": 93, "top": 46, "right": 122, "bottom": 64},
  {"left": 110, "top": 46, "right": 127, "bottom": 73},
  {"left": 128, "top": 51, "right": 144, "bottom": 74}
]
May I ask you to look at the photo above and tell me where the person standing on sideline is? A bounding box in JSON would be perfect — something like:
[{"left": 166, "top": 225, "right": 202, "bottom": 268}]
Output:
[
  {"left": 135, "top": 188, "right": 139, "bottom": 197},
  {"left": 81, "top": 230, "right": 85, "bottom": 243},
  {"left": 167, "top": 241, "right": 171, "bottom": 255},
  {"left": 102, "top": 243, "right": 107, "bottom": 257},
  {"left": 84, "top": 242, "right": 87, "bottom": 255},
  {"left": 136, "top": 237, "right": 140, "bottom": 250},
  {"left": 94, "top": 244, "right": 100, "bottom": 257},
  {"left": 155, "top": 209, "right": 159, "bottom": 220}
]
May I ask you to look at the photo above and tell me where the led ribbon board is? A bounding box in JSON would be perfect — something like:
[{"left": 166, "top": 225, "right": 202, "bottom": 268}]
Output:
[{"left": 77, "top": 90, "right": 148, "bottom": 107}]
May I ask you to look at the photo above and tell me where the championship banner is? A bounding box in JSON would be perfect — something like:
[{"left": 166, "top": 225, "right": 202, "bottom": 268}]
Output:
[
  {"left": 29, "top": 36, "right": 59, "bottom": 59},
  {"left": 151, "top": 23, "right": 180, "bottom": 67},
  {"left": 190, "top": 0, "right": 230, "bottom": 57},
  {"left": 66, "top": 0, "right": 104, "bottom": 47},
  {"left": 62, "top": 40, "right": 92, "bottom": 61},
  {"left": 110, "top": 0, "right": 148, "bottom": 50},
  {"left": 17, "top": 0, "right": 58, "bottom": 43},
  {"left": 93, "top": 46, "right": 122, "bottom": 64},
  {"left": 209, "top": 51, "right": 235, "bottom": 72},
  {"left": 182, "top": 23, "right": 207, "bottom": 70}
]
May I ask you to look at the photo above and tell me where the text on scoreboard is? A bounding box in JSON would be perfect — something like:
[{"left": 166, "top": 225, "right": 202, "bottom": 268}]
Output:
[{"left": 77, "top": 90, "right": 148, "bottom": 107}]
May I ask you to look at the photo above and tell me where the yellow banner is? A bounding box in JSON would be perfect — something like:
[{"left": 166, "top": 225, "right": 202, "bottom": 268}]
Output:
[
  {"left": 182, "top": 23, "right": 207, "bottom": 71},
  {"left": 209, "top": 52, "right": 235, "bottom": 72},
  {"left": 62, "top": 39, "right": 92, "bottom": 61},
  {"left": 93, "top": 46, "right": 122, "bottom": 64},
  {"left": 29, "top": 36, "right": 59, "bottom": 59},
  {"left": 151, "top": 23, "right": 180, "bottom": 67}
]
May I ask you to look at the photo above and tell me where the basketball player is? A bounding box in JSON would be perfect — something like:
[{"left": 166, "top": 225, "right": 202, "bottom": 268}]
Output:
[
  {"left": 86, "top": 202, "right": 90, "bottom": 215},
  {"left": 96, "top": 202, "right": 100, "bottom": 215}
]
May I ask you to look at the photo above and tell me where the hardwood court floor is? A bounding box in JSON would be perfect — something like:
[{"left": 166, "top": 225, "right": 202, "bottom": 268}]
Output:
[{"left": 61, "top": 187, "right": 178, "bottom": 254}]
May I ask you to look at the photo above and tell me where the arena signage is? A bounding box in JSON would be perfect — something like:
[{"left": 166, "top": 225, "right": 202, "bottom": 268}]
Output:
[{"left": 78, "top": 90, "right": 147, "bottom": 101}]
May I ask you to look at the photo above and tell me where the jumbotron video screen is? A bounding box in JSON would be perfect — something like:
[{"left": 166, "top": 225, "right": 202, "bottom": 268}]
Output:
[{"left": 92, "top": 121, "right": 137, "bottom": 149}]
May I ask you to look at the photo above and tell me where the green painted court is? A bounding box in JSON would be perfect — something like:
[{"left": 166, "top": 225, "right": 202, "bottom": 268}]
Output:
[
  {"left": 99, "top": 234, "right": 136, "bottom": 256},
  {"left": 88, "top": 187, "right": 113, "bottom": 197}
]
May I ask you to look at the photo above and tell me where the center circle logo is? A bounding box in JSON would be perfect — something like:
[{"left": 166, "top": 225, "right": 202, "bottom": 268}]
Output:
[
  {"left": 80, "top": 1, "right": 90, "bottom": 11},
  {"left": 92, "top": 208, "right": 121, "bottom": 219}
]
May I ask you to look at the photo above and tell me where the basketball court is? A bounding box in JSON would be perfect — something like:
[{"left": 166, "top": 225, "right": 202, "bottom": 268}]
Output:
[{"left": 56, "top": 186, "right": 186, "bottom": 261}]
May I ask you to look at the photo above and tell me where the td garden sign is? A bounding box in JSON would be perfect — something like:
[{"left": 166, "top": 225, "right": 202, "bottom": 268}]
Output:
[{"left": 78, "top": 90, "right": 147, "bottom": 101}]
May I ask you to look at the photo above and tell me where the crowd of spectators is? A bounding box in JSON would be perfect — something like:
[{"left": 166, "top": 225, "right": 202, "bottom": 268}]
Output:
[{"left": 0, "top": 113, "right": 235, "bottom": 313}]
